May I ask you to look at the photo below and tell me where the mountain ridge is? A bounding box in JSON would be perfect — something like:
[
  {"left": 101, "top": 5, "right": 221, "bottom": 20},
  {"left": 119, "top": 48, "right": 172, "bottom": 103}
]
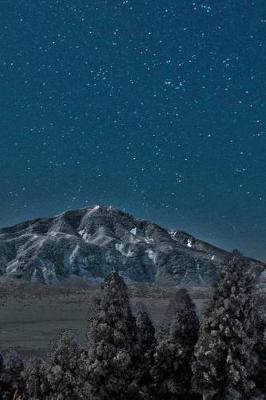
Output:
[{"left": 0, "top": 205, "right": 264, "bottom": 285}]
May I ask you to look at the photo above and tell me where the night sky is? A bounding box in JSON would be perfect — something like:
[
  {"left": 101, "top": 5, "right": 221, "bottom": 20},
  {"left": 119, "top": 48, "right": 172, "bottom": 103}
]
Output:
[{"left": 1, "top": 1, "right": 266, "bottom": 260}]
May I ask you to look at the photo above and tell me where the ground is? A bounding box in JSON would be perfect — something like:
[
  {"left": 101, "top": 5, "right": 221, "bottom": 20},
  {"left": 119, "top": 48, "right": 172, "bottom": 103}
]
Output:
[{"left": 0, "top": 281, "right": 264, "bottom": 359}]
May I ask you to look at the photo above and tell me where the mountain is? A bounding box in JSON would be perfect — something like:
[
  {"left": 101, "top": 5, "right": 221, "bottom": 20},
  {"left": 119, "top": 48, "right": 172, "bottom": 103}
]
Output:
[{"left": 0, "top": 206, "right": 264, "bottom": 285}]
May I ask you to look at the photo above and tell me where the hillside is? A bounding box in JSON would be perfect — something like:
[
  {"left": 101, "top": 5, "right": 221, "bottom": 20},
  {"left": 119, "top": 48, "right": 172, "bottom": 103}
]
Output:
[{"left": 0, "top": 206, "right": 264, "bottom": 285}]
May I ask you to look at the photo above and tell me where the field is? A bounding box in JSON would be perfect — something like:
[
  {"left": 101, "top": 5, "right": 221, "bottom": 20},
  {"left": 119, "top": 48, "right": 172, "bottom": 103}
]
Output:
[
  {"left": 0, "top": 280, "right": 264, "bottom": 359},
  {"left": 0, "top": 281, "right": 211, "bottom": 358}
]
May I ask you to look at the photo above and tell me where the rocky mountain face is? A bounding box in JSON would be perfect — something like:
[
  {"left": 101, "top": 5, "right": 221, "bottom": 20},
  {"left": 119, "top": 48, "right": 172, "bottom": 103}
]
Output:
[{"left": 0, "top": 206, "right": 264, "bottom": 285}]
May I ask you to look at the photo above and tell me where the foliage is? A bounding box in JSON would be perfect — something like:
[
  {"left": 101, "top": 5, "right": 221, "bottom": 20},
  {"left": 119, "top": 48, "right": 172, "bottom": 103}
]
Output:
[
  {"left": 135, "top": 304, "right": 157, "bottom": 399},
  {"left": 22, "top": 357, "right": 48, "bottom": 399},
  {"left": 85, "top": 271, "right": 141, "bottom": 400},
  {"left": 45, "top": 331, "right": 88, "bottom": 400},
  {"left": 0, "top": 263, "right": 265, "bottom": 400},
  {"left": 254, "top": 318, "right": 266, "bottom": 396},
  {"left": 153, "top": 288, "right": 199, "bottom": 400},
  {"left": 0, "top": 351, "right": 25, "bottom": 399},
  {"left": 192, "top": 251, "right": 261, "bottom": 400}
]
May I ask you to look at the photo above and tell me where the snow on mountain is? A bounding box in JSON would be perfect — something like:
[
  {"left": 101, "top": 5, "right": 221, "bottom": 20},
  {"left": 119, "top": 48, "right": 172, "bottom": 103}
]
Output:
[{"left": 0, "top": 206, "right": 264, "bottom": 285}]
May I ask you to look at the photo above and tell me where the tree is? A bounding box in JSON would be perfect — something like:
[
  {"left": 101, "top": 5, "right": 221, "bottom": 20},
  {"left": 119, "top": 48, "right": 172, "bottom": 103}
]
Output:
[
  {"left": 0, "top": 351, "right": 25, "bottom": 399},
  {"left": 22, "top": 357, "right": 48, "bottom": 400},
  {"left": 192, "top": 251, "right": 261, "bottom": 400},
  {"left": 254, "top": 317, "right": 266, "bottom": 396},
  {"left": 153, "top": 288, "right": 199, "bottom": 400},
  {"left": 135, "top": 304, "right": 157, "bottom": 399},
  {"left": 85, "top": 271, "right": 141, "bottom": 400},
  {"left": 45, "top": 331, "right": 87, "bottom": 400}
]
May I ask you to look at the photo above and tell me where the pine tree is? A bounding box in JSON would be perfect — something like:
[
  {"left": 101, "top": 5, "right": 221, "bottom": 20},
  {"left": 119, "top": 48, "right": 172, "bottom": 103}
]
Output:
[
  {"left": 45, "top": 331, "right": 87, "bottom": 400},
  {"left": 86, "top": 292, "right": 102, "bottom": 343},
  {"left": 192, "top": 251, "right": 261, "bottom": 400},
  {"left": 135, "top": 304, "right": 157, "bottom": 399},
  {"left": 153, "top": 288, "right": 199, "bottom": 400},
  {"left": 254, "top": 317, "right": 266, "bottom": 396},
  {"left": 0, "top": 351, "right": 25, "bottom": 399},
  {"left": 22, "top": 357, "right": 48, "bottom": 399},
  {"left": 85, "top": 271, "right": 141, "bottom": 400}
]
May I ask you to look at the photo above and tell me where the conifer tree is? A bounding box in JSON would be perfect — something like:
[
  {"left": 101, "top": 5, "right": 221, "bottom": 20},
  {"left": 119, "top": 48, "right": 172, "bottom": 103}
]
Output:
[
  {"left": 45, "top": 331, "right": 87, "bottom": 400},
  {"left": 85, "top": 271, "right": 141, "bottom": 400},
  {"left": 0, "top": 351, "right": 25, "bottom": 399},
  {"left": 22, "top": 357, "right": 48, "bottom": 400},
  {"left": 192, "top": 251, "right": 261, "bottom": 400},
  {"left": 254, "top": 318, "right": 266, "bottom": 396},
  {"left": 153, "top": 288, "right": 199, "bottom": 400},
  {"left": 135, "top": 304, "right": 157, "bottom": 399}
]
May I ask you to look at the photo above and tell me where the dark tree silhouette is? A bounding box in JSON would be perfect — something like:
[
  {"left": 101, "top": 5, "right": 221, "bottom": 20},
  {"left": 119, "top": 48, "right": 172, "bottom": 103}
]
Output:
[
  {"left": 254, "top": 318, "right": 266, "bottom": 396},
  {"left": 0, "top": 351, "right": 25, "bottom": 399},
  {"left": 45, "top": 331, "right": 88, "bottom": 400},
  {"left": 192, "top": 251, "right": 261, "bottom": 400},
  {"left": 85, "top": 271, "right": 141, "bottom": 400},
  {"left": 153, "top": 288, "right": 199, "bottom": 400},
  {"left": 135, "top": 304, "right": 157, "bottom": 399},
  {"left": 22, "top": 357, "right": 48, "bottom": 399}
]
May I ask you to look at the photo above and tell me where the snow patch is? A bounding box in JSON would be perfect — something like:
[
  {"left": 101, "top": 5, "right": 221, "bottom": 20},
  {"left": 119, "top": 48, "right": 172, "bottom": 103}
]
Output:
[
  {"left": 40, "top": 259, "right": 58, "bottom": 284},
  {"left": 88, "top": 227, "right": 113, "bottom": 246},
  {"left": 87, "top": 205, "right": 100, "bottom": 216},
  {"left": 32, "top": 268, "right": 39, "bottom": 281},
  {"left": 187, "top": 239, "right": 192, "bottom": 248},
  {"left": 196, "top": 262, "right": 204, "bottom": 283},
  {"left": 78, "top": 228, "right": 91, "bottom": 241},
  {"left": 115, "top": 243, "right": 134, "bottom": 257},
  {"left": 146, "top": 249, "right": 156, "bottom": 263},
  {"left": 144, "top": 237, "right": 154, "bottom": 244},
  {"left": 78, "top": 228, "right": 86, "bottom": 238},
  {"left": 69, "top": 245, "right": 80, "bottom": 264},
  {"left": 6, "top": 260, "right": 19, "bottom": 274},
  {"left": 130, "top": 227, "right": 137, "bottom": 235}
]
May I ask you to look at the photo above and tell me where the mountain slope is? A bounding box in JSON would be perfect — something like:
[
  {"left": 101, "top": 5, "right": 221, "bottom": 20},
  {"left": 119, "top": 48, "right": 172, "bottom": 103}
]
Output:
[{"left": 0, "top": 206, "right": 264, "bottom": 285}]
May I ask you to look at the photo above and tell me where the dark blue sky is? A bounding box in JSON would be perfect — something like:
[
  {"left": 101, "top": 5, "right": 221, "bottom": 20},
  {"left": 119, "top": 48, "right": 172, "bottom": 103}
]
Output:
[{"left": 1, "top": 0, "right": 266, "bottom": 259}]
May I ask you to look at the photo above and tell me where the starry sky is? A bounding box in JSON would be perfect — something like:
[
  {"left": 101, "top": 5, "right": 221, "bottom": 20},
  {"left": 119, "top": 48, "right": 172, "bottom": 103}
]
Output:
[{"left": 1, "top": 0, "right": 266, "bottom": 260}]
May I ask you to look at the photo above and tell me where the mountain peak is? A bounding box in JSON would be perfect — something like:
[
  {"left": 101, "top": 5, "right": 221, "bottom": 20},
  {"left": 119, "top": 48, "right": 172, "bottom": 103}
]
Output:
[{"left": 0, "top": 206, "right": 264, "bottom": 285}]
